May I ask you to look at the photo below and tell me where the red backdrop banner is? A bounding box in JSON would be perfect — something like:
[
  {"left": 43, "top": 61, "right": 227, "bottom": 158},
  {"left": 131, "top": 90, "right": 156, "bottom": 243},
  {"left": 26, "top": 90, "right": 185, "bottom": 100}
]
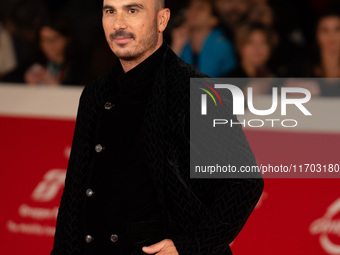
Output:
[{"left": 1, "top": 116, "right": 74, "bottom": 255}]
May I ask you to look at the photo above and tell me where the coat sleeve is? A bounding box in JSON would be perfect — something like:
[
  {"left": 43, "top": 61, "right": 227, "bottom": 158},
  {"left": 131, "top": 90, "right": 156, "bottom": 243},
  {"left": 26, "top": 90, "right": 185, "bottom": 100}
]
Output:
[{"left": 169, "top": 75, "right": 264, "bottom": 254}]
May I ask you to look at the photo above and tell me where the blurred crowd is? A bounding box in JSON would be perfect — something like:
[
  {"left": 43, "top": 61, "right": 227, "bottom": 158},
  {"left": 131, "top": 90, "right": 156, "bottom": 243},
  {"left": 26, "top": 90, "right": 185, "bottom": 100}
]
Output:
[{"left": 1, "top": 0, "right": 340, "bottom": 96}]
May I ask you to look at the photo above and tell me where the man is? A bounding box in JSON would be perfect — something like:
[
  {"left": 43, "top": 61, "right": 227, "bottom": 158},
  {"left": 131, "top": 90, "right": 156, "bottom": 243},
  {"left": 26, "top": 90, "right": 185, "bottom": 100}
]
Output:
[
  {"left": 171, "top": 0, "right": 236, "bottom": 77},
  {"left": 51, "top": 0, "right": 264, "bottom": 254}
]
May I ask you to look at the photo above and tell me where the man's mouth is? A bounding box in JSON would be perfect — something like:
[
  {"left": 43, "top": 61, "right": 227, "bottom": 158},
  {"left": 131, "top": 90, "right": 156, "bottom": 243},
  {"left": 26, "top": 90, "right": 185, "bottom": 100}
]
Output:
[{"left": 113, "top": 36, "right": 133, "bottom": 44}]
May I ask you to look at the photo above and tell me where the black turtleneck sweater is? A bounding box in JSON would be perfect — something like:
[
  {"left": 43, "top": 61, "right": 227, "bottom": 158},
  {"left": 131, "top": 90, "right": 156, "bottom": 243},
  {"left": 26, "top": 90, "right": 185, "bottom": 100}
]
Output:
[{"left": 83, "top": 42, "right": 168, "bottom": 255}]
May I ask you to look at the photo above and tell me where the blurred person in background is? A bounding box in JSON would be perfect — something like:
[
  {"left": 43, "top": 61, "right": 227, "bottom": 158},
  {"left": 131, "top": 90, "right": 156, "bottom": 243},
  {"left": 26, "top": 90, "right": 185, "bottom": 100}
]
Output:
[
  {"left": 213, "top": 0, "right": 250, "bottom": 41},
  {"left": 226, "top": 23, "right": 276, "bottom": 95},
  {"left": 313, "top": 13, "right": 340, "bottom": 79},
  {"left": 261, "top": 0, "right": 308, "bottom": 77},
  {"left": 171, "top": 0, "right": 236, "bottom": 77},
  {"left": 0, "top": 16, "right": 17, "bottom": 79},
  {"left": 287, "top": 12, "right": 340, "bottom": 97},
  {"left": 247, "top": 2, "right": 274, "bottom": 27},
  {"left": 24, "top": 15, "right": 83, "bottom": 86},
  {"left": 227, "top": 23, "right": 275, "bottom": 78},
  {"left": 1, "top": 0, "right": 45, "bottom": 83}
]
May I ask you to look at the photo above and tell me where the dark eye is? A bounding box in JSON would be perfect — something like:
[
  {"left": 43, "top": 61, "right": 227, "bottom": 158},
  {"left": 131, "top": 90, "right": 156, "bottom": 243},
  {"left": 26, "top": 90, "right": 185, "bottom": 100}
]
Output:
[
  {"left": 128, "top": 8, "right": 138, "bottom": 14},
  {"left": 106, "top": 9, "right": 114, "bottom": 14}
]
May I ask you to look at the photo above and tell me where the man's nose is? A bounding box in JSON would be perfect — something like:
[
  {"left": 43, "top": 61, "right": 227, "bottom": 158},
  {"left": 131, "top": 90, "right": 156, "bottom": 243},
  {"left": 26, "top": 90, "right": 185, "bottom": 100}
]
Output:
[{"left": 114, "top": 13, "right": 128, "bottom": 31}]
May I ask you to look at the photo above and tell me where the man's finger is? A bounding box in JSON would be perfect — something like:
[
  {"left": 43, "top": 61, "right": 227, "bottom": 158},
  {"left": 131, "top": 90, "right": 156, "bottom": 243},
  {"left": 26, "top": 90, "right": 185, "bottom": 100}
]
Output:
[{"left": 142, "top": 239, "right": 167, "bottom": 254}]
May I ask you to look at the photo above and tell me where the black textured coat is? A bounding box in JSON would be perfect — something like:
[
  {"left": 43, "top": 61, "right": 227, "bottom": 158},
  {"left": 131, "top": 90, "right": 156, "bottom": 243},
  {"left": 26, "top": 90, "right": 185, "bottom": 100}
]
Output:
[{"left": 51, "top": 44, "right": 264, "bottom": 255}]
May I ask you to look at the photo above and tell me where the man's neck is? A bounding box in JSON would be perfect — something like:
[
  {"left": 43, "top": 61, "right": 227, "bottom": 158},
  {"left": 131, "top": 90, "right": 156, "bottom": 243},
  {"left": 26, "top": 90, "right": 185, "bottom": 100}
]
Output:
[{"left": 120, "top": 39, "right": 164, "bottom": 73}]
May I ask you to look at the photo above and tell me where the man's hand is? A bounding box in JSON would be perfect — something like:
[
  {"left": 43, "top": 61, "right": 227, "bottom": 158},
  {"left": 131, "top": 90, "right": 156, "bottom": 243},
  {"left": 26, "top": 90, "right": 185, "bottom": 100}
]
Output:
[{"left": 142, "top": 239, "right": 179, "bottom": 255}]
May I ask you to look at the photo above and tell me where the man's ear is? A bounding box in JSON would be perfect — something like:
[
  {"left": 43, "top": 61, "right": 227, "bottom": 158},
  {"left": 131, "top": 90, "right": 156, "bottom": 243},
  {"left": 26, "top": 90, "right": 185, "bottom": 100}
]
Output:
[{"left": 158, "top": 8, "right": 171, "bottom": 33}]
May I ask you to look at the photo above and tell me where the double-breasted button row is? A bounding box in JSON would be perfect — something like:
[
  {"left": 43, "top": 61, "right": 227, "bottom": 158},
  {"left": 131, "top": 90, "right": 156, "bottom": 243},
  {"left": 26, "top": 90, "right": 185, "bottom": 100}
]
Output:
[
  {"left": 84, "top": 101, "right": 118, "bottom": 247},
  {"left": 84, "top": 234, "right": 118, "bottom": 243}
]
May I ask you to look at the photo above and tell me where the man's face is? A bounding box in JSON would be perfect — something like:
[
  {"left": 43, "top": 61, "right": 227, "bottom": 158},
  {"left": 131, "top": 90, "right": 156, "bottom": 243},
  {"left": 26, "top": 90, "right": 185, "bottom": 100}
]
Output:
[
  {"left": 214, "top": 0, "right": 249, "bottom": 29},
  {"left": 102, "top": 0, "right": 160, "bottom": 60}
]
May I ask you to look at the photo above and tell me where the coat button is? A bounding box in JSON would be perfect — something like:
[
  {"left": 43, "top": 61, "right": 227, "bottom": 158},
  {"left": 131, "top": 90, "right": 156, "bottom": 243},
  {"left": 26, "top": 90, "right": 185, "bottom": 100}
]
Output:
[
  {"left": 95, "top": 144, "right": 103, "bottom": 153},
  {"left": 86, "top": 189, "right": 94, "bottom": 197},
  {"left": 85, "top": 235, "right": 94, "bottom": 243},
  {"left": 110, "top": 234, "right": 118, "bottom": 242},
  {"left": 104, "top": 102, "right": 115, "bottom": 110}
]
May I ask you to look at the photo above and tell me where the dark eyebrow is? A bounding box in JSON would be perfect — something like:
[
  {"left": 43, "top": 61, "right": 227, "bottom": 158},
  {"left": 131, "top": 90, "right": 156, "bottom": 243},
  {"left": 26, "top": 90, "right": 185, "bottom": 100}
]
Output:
[
  {"left": 102, "top": 4, "right": 114, "bottom": 11},
  {"left": 102, "top": 3, "right": 144, "bottom": 12},
  {"left": 123, "top": 3, "right": 144, "bottom": 9}
]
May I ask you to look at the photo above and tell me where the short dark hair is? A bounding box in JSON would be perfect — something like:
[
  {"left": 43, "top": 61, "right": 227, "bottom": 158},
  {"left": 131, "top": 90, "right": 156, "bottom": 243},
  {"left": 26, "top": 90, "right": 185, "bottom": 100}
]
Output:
[{"left": 156, "top": 0, "right": 165, "bottom": 10}]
